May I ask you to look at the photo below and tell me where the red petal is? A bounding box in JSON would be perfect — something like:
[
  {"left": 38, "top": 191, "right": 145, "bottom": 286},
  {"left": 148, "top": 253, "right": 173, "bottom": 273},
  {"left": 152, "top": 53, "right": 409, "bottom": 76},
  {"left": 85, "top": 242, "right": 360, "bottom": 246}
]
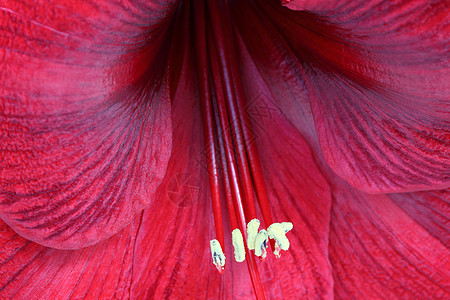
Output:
[
  {"left": 128, "top": 24, "right": 218, "bottom": 297},
  {"left": 234, "top": 0, "right": 450, "bottom": 193},
  {"left": 240, "top": 38, "right": 334, "bottom": 297},
  {"left": 231, "top": 0, "right": 319, "bottom": 151},
  {"left": 390, "top": 189, "right": 449, "bottom": 247},
  {"left": 329, "top": 181, "right": 449, "bottom": 298},
  {"left": 252, "top": 99, "right": 334, "bottom": 298},
  {"left": 0, "top": 217, "right": 141, "bottom": 298},
  {"left": 0, "top": 0, "right": 176, "bottom": 249}
]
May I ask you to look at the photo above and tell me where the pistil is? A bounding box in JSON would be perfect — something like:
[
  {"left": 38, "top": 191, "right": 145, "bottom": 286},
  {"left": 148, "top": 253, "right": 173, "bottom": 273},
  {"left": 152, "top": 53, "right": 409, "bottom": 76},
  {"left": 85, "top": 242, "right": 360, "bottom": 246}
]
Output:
[
  {"left": 204, "top": 0, "right": 280, "bottom": 257},
  {"left": 212, "top": 98, "right": 249, "bottom": 264},
  {"left": 207, "top": 8, "right": 258, "bottom": 227}
]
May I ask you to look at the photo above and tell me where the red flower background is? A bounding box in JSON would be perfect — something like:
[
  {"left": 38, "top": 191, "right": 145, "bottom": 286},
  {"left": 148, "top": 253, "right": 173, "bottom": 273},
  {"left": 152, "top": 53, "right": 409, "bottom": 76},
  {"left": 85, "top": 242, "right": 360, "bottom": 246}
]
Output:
[{"left": 0, "top": 0, "right": 448, "bottom": 298}]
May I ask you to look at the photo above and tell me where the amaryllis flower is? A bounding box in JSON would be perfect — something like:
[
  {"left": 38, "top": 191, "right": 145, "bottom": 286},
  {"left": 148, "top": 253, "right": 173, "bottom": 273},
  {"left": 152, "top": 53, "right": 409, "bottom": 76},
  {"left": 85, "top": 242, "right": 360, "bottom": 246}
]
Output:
[{"left": 0, "top": 0, "right": 448, "bottom": 298}]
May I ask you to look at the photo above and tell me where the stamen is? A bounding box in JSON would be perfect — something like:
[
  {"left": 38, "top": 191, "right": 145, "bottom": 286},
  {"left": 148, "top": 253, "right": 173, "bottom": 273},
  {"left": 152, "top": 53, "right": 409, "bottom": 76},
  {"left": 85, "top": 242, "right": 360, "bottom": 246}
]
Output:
[
  {"left": 203, "top": 2, "right": 259, "bottom": 225},
  {"left": 207, "top": 0, "right": 266, "bottom": 298},
  {"left": 193, "top": 0, "right": 294, "bottom": 295},
  {"left": 206, "top": 0, "right": 279, "bottom": 259},
  {"left": 254, "top": 229, "right": 269, "bottom": 260},
  {"left": 194, "top": 0, "right": 225, "bottom": 265},
  {"left": 243, "top": 137, "right": 275, "bottom": 243},
  {"left": 267, "top": 222, "right": 294, "bottom": 258},
  {"left": 232, "top": 229, "right": 246, "bottom": 262},
  {"left": 210, "top": 239, "right": 226, "bottom": 273},
  {"left": 214, "top": 80, "right": 249, "bottom": 265},
  {"left": 207, "top": 20, "right": 247, "bottom": 234},
  {"left": 212, "top": 5, "right": 276, "bottom": 239},
  {"left": 247, "top": 218, "right": 260, "bottom": 250},
  {"left": 214, "top": 89, "right": 239, "bottom": 232}
]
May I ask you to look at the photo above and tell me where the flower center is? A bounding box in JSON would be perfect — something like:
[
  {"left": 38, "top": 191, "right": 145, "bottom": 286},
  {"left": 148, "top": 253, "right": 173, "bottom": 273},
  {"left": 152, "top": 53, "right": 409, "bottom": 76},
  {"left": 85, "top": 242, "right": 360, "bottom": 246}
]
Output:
[{"left": 192, "top": 0, "right": 293, "bottom": 297}]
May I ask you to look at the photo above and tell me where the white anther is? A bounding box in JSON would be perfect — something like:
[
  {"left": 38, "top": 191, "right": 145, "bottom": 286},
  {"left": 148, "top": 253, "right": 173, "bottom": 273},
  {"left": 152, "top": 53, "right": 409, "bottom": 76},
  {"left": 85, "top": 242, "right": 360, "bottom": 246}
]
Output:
[
  {"left": 246, "top": 219, "right": 260, "bottom": 250},
  {"left": 210, "top": 239, "right": 226, "bottom": 272},
  {"left": 267, "top": 222, "right": 293, "bottom": 257},
  {"left": 254, "top": 229, "right": 269, "bottom": 259},
  {"left": 232, "top": 229, "right": 246, "bottom": 262}
]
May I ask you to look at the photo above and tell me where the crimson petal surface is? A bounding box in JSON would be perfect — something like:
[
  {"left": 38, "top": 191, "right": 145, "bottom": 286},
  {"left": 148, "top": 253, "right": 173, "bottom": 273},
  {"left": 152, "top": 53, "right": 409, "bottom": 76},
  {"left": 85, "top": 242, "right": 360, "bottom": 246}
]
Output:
[{"left": 0, "top": 0, "right": 176, "bottom": 249}]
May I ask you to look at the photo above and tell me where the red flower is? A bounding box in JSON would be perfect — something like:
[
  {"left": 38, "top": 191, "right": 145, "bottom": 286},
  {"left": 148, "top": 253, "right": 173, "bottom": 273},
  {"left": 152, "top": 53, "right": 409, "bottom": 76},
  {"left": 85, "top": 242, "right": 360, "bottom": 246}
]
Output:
[{"left": 0, "top": 0, "right": 448, "bottom": 298}]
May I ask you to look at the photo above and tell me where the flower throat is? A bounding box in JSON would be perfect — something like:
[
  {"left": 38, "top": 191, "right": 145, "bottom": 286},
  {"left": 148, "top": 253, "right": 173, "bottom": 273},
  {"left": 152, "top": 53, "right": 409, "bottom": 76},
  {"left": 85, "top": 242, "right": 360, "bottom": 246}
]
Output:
[{"left": 191, "top": 0, "right": 293, "bottom": 297}]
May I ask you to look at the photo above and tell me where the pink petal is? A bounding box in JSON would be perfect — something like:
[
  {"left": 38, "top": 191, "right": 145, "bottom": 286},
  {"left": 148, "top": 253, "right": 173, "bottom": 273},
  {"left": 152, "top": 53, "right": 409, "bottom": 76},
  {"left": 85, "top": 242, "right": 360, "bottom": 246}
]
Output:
[
  {"left": 329, "top": 181, "right": 449, "bottom": 298},
  {"left": 0, "top": 0, "right": 176, "bottom": 249},
  {"left": 234, "top": 0, "right": 450, "bottom": 193}
]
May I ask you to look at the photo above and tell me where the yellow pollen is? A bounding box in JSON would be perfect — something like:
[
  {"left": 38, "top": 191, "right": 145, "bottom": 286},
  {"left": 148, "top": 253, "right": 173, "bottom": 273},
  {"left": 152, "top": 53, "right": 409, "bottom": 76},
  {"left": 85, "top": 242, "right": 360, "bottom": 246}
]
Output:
[
  {"left": 267, "top": 222, "right": 293, "bottom": 258},
  {"left": 246, "top": 218, "right": 260, "bottom": 250},
  {"left": 254, "top": 229, "right": 269, "bottom": 259},
  {"left": 231, "top": 229, "right": 246, "bottom": 262}
]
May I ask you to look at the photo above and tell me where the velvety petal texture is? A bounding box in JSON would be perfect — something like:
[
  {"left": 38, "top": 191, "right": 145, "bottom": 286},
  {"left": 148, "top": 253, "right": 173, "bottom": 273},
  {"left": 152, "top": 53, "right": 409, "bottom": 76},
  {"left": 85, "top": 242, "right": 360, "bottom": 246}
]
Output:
[
  {"left": 329, "top": 182, "right": 449, "bottom": 299},
  {"left": 302, "top": 0, "right": 450, "bottom": 193},
  {"left": 233, "top": 1, "right": 449, "bottom": 298},
  {"left": 283, "top": 0, "right": 349, "bottom": 11},
  {"left": 0, "top": 217, "right": 140, "bottom": 298},
  {"left": 235, "top": 0, "right": 449, "bottom": 193},
  {"left": 0, "top": 0, "right": 448, "bottom": 298},
  {"left": 0, "top": 0, "right": 176, "bottom": 249}
]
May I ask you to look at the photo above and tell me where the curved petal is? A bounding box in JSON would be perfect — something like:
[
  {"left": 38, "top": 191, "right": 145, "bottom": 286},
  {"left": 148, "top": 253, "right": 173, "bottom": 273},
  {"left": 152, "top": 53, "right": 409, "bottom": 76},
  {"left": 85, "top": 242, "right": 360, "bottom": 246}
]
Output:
[
  {"left": 390, "top": 189, "right": 449, "bottom": 248},
  {"left": 251, "top": 96, "right": 334, "bottom": 298},
  {"left": 0, "top": 0, "right": 177, "bottom": 249},
  {"left": 234, "top": 0, "right": 450, "bottom": 193},
  {"left": 0, "top": 217, "right": 141, "bottom": 299},
  {"left": 231, "top": 0, "right": 319, "bottom": 151},
  {"left": 329, "top": 181, "right": 449, "bottom": 299}
]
